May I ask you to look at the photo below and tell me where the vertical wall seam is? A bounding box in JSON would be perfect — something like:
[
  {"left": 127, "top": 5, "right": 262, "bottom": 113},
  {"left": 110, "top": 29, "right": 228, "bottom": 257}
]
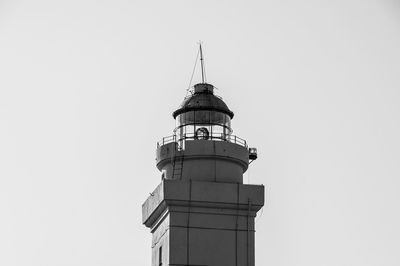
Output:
[
  {"left": 213, "top": 141, "right": 217, "bottom": 182},
  {"left": 186, "top": 180, "right": 192, "bottom": 266},
  {"left": 247, "top": 199, "right": 252, "bottom": 266},
  {"left": 235, "top": 183, "right": 240, "bottom": 266}
]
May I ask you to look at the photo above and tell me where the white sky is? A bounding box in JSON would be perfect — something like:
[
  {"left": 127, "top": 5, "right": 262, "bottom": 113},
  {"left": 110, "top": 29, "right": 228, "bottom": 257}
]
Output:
[{"left": 1, "top": 0, "right": 400, "bottom": 265}]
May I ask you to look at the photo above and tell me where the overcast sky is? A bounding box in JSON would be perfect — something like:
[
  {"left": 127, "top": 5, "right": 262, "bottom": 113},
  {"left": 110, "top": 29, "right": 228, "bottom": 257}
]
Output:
[{"left": 1, "top": 0, "right": 400, "bottom": 265}]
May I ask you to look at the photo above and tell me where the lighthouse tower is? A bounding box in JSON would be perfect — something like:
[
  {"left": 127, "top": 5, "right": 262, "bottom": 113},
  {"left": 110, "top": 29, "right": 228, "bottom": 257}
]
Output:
[{"left": 142, "top": 50, "right": 264, "bottom": 266}]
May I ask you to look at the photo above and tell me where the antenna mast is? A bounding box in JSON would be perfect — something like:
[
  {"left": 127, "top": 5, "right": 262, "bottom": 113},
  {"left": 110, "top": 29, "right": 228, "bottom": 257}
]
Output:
[{"left": 199, "top": 43, "right": 206, "bottom": 83}]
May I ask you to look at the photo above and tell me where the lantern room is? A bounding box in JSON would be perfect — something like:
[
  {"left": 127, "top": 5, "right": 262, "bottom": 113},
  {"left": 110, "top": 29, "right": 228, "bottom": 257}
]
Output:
[{"left": 172, "top": 83, "right": 235, "bottom": 146}]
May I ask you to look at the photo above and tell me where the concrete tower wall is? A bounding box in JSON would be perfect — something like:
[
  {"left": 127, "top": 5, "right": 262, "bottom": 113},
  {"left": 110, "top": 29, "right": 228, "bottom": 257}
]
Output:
[
  {"left": 143, "top": 180, "right": 264, "bottom": 266},
  {"left": 156, "top": 140, "right": 249, "bottom": 183}
]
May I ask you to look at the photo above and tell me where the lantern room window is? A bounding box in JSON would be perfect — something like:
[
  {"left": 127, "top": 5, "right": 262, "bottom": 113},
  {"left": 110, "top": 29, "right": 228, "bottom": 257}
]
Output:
[{"left": 175, "top": 110, "right": 232, "bottom": 143}]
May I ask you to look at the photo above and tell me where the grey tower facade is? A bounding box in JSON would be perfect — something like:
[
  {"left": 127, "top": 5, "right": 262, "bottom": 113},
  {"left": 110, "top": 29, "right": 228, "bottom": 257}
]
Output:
[{"left": 142, "top": 83, "right": 264, "bottom": 266}]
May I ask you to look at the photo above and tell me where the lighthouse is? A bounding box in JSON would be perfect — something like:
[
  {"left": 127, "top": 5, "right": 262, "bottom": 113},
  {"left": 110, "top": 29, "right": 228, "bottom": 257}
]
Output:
[{"left": 142, "top": 49, "right": 264, "bottom": 266}]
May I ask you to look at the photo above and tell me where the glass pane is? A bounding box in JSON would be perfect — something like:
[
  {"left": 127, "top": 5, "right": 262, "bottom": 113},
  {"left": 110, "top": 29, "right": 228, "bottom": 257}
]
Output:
[
  {"left": 210, "top": 111, "right": 224, "bottom": 124},
  {"left": 176, "top": 114, "right": 183, "bottom": 127},
  {"left": 181, "top": 111, "right": 195, "bottom": 124},
  {"left": 212, "top": 125, "right": 223, "bottom": 139},
  {"left": 223, "top": 114, "right": 231, "bottom": 129},
  {"left": 184, "top": 125, "right": 195, "bottom": 139},
  {"left": 194, "top": 110, "right": 210, "bottom": 124}
]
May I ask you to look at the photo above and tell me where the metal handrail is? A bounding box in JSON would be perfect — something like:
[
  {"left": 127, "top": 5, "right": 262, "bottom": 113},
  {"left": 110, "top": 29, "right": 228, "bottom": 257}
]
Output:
[{"left": 157, "top": 133, "right": 247, "bottom": 148}]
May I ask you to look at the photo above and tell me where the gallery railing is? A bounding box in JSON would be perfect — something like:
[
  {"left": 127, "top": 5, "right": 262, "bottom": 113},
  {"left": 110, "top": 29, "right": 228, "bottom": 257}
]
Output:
[{"left": 157, "top": 133, "right": 247, "bottom": 148}]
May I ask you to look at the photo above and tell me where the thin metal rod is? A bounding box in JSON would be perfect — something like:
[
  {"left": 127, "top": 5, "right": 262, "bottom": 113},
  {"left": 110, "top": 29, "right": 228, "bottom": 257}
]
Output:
[{"left": 199, "top": 43, "right": 205, "bottom": 83}]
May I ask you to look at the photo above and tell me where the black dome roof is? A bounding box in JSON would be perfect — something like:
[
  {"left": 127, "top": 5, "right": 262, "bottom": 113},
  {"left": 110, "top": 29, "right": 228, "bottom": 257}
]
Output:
[{"left": 172, "top": 83, "right": 234, "bottom": 119}]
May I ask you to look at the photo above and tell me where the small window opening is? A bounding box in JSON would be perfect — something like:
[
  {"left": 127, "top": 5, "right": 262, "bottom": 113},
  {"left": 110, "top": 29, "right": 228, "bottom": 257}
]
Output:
[{"left": 158, "top": 246, "right": 162, "bottom": 266}]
